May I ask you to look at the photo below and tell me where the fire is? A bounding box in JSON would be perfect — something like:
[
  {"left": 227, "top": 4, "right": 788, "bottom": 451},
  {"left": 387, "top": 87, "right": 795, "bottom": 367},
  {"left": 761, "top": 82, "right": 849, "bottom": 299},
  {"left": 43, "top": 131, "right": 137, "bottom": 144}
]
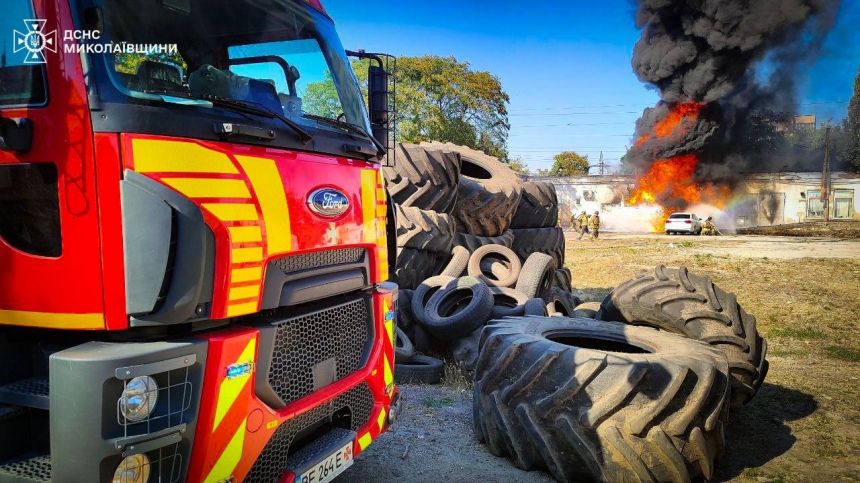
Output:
[{"left": 635, "top": 102, "right": 705, "bottom": 147}]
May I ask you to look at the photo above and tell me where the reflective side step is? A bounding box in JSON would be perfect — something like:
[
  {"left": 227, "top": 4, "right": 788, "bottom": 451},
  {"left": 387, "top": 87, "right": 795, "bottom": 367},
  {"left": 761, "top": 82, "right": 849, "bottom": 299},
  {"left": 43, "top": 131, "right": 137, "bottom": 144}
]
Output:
[
  {"left": 0, "top": 378, "right": 49, "bottom": 411},
  {"left": 0, "top": 454, "right": 51, "bottom": 483}
]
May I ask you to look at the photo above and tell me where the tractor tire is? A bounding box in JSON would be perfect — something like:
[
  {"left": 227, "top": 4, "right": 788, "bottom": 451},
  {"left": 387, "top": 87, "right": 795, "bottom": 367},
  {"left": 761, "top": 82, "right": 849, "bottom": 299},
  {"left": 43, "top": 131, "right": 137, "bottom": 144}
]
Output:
[
  {"left": 412, "top": 275, "right": 455, "bottom": 326},
  {"left": 573, "top": 302, "right": 601, "bottom": 319},
  {"left": 454, "top": 230, "right": 514, "bottom": 253},
  {"left": 421, "top": 142, "right": 522, "bottom": 237},
  {"left": 393, "top": 248, "right": 443, "bottom": 290},
  {"left": 440, "top": 245, "right": 470, "bottom": 278},
  {"left": 510, "top": 181, "right": 559, "bottom": 229},
  {"left": 452, "top": 328, "right": 482, "bottom": 381},
  {"left": 511, "top": 227, "right": 565, "bottom": 269},
  {"left": 473, "top": 317, "right": 731, "bottom": 483},
  {"left": 395, "top": 205, "right": 455, "bottom": 253},
  {"left": 554, "top": 267, "right": 572, "bottom": 292},
  {"left": 490, "top": 287, "right": 530, "bottom": 319},
  {"left": 542, "top": 287, "right": 580, "bottom": 317},
  {"left": 523, "top": 298, "right": 548, "bottom": 316},
  {"left": 596, "top": 265, "right": 768, "bottom": 408},
  {"left": 382, "top": 143, "right": 460, "bottom": 214},
  {"left": 394, "top": 326, "right": 415, "bottom": 363},
  {"left": 394, "top": 354, "right": 445, "bottom": 384},
  {"left": 423, "top": 276, "right": 494, "bottom": 340},
  {"left": 397, "top": 289, "right": 416, "bottom": 332},
  {"left": 515, "top": 252, "right": 556, "bottom": 298},
  {"left": 468, "top": 245, "right": 522, "bottom": 288}
]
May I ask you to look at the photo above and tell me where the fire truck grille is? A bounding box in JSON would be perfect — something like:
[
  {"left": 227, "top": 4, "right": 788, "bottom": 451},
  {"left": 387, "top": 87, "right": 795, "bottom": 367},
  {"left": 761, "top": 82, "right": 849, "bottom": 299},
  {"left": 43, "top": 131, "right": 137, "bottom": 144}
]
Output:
[
  {"left": 244, "top": 383, "right": 375, "bottom": 483},
  {"left": 272, "top": 248, "right": 365, "bottom": 275},
  {"left": 0, "top": 454, "right": 52, "bottom": 482},
  {"left": 268, "top": 298, "right": 371, "bottom": 405}
]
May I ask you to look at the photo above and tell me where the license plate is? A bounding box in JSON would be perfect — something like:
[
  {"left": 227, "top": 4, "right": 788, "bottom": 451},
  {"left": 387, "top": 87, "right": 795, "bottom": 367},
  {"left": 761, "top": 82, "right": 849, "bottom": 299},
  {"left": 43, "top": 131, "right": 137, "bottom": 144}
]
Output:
[{"left": 294, "top": 442, "right": 354, "bottom": 483}]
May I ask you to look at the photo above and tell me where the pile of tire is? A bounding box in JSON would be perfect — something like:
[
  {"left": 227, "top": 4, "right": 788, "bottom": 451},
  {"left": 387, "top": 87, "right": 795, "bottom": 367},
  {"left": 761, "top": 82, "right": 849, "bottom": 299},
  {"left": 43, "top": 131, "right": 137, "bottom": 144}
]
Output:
[
  {"left": 470, "top": 264, "right": 769, "bottom": 483},
  {"left": 384, "top": 142, "right": 587, "bottom": 384}
]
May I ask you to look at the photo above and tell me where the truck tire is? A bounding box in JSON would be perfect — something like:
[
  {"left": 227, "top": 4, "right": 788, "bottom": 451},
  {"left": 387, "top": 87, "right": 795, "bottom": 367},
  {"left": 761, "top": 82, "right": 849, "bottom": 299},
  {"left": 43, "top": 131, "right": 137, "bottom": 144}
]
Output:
[
  {"left": 515, "top": 253, "right": 556, "bottom": 298},
  {"left": 523, "top": 298, "right": 548, "bottom": 316},
  {"left": 573, "top": 302, "right": 601, "bottom": 319},
  {"left": 454, "top": 230, "right": 514, "bottom": 253},
  {"left": 383, "top": 143, "right": 460, "bottom": 214},
  {"left": 596, "top": 265, "right": 768, "bottom": 408},
  {"left": 510, "top": 181, "right": 559, "bottom": 229},
  {"left": 394, "top": 326, "right": 415, "bottom": 363},
  {"left": 394, "top": 248, "right": 442, "bottom": 290},
  {"left": 468, "top": 245, "right": 522, "bottom": 288},
  {"left": 452, "top": 328, "right": 483, "bottom": 381},
  {"left": 394, "top": 354, "right": 445, "bottom": 384},
  {"left": 397, "top": 289, "right": 416, "bottom": 332},
  {"left": 421, "top": 142, "right": 522, "bottom": 237},
  {"left": 490, "top": 287, "right": 530, "bottom": 318},
  {"left": 511, "top": 227, "right": 565, "bottom": 268},
  {"left": 473, "top": 317, "right": 730, "bottom": 483},
  {"left": 554, "top": 267, "right": 573, "bottom": 292},
  {"left": 440, "top": 245, "right": 470, "bottom": 278},
  {"left": 423, "top": 277, "right": 494, "bottom": 340},
  {"left": 395, "top": 204, "right": 455, "bottom": 253},
  {"left": 412, "top": 275, "right": 455, "bottom": 326},
  {"left": 542, "top": 287, "right": 579, "bottom": 316}
]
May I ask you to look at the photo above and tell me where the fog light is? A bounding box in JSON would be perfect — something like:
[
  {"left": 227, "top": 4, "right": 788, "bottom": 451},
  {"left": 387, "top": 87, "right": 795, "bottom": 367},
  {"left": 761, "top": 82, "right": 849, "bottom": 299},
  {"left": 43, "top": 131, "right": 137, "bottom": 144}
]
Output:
[
  {"left": 120, "top": 376, "right": 158, "bottom": 422},
  {"left": 112, "top": 453, "right": 151, "bottom": 483}
]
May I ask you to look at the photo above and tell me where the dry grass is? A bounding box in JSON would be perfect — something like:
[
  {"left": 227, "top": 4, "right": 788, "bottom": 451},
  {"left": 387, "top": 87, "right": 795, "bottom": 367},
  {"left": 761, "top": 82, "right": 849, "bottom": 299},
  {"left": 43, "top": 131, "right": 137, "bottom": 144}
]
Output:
[
  {"left": 565, "top": 235, "right": 860, "bottom": 482},
  {"left": 738, "top": 220, "right": 860, "bottom": 239}
]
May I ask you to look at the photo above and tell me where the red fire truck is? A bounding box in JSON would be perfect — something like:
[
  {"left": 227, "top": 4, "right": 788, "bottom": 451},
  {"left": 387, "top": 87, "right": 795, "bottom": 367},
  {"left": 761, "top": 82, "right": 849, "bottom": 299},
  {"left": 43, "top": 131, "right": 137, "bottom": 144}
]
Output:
[{"left": 0, "top": 0, "right": 400, "bottom": 481}]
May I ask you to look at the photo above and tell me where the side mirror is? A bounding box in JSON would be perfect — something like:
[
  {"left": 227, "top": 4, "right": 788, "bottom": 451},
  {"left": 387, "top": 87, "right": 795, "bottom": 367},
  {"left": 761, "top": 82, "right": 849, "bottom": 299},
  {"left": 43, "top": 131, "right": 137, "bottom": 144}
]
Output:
[
  {"left": 0, "top": 117, "right": 34, "bottom": 154},
  {"left": 367, "top": 64, "right": 390, "bottom": 149}
]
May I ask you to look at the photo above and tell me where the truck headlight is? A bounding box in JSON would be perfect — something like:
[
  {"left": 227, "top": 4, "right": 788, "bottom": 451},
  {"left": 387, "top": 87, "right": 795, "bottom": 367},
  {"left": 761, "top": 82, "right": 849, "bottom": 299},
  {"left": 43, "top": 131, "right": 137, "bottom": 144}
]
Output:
[
  {"left": 120, "top": 376, "right": 158, "bottom": 422},
  {"left": 112, "top": 454, "right": 151, "bottom": 483}
]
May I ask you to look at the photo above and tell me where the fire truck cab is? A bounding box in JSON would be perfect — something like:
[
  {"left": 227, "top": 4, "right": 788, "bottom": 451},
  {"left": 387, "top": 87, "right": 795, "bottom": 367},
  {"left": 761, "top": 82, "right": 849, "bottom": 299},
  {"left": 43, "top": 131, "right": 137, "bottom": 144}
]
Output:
[{"left": 0, "top": 0, "right": 399, "bottom": 482}]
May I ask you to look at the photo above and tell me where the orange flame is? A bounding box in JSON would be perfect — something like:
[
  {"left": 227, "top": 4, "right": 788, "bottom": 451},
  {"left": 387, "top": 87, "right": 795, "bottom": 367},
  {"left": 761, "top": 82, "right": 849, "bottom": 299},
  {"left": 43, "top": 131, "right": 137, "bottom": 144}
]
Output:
[{"left": 635, "top": 102, "right": 705, "bottom": 147}]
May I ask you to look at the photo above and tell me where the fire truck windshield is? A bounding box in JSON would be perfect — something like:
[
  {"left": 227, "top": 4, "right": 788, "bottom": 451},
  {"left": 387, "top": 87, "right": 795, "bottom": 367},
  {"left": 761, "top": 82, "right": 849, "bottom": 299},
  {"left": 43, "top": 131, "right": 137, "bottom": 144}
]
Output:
[{"left": 78, "top": 0, "right": 374, "bottom": 152}]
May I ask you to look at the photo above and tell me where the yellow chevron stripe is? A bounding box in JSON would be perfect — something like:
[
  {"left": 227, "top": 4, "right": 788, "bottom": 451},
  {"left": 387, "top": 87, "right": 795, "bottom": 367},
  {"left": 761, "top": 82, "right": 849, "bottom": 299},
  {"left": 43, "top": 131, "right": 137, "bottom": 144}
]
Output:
[
  {"left": 212, "top": 338, "right": 256, "bottom": 432},
  {"left": 231, "top": 247, "right": 264, "bottom": 264},
  {"left": 162, "top": 178, "right": 251, "bottom": 199},
  {"left": 231, "top": 267, "right": 262, "bottom": 284},
  {"left": 229, "top": 284, "right": 260, "bottom": 301},
  {"left": 228, "top": 226, "right": 262, "bottom": 243},
  {"left": 377, "top": 407, "right": 387, "bottom": 431},
  {"left": 383, "top": 354, "right": 394, "bottom": 387},
  {"left": 203, "top": 421, "right": 247, "bottom": 483},
  {"left": 360, "top": 170, "right": 377, "bottom": 244},
  {"left": 236, "top": 156, "right": 292, "bottom": 255},
  {"left": 358, "top": 432, "right": 373, "bottom": 451},
  {"left": 0, "top": 310, "right": 104, "bottom": 329},
  {"left": 202, "top": 203, "right": 259, "bottom": 222},
  {"left": 132, "top": 139, "right": 238, "bottom": 174},
  {"left": 226, "top": 302, "right": 258, "bottom": 317}
]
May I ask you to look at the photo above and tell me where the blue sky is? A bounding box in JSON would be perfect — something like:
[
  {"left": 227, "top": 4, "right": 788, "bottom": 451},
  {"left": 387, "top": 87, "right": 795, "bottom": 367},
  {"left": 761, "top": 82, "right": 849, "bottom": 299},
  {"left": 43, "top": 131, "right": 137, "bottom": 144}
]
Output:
[{"left": 324, "top": 0, "right": 860, "bottom": 173}]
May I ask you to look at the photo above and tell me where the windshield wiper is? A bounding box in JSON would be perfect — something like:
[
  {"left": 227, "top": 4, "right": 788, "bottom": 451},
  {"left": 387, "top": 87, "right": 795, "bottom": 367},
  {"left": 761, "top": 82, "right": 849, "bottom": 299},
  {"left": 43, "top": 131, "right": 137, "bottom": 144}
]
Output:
[{"left": 302, "top": 114, "right": 387, "bottom": 157}]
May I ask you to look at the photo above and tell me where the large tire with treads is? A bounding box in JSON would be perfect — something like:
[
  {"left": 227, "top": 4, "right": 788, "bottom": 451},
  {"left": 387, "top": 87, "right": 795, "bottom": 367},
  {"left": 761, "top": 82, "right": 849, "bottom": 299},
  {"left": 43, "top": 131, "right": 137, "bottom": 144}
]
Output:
[
  {"left": 382, "top": 143, "right": 460, "bottom": 213},
  {"left": 395, "top": 205, "right": 454, "bottom": 253},
  {"left": 473, "top": 317, "right": 730, "bottom": 483},
  {"left": 510, "top": 181, "right": 559, "bottom": 229},
  {"left": 511, "top": 227, "right": 565, "bottom": 268},
  {"left": 596, "top": 265, "right": 768, "bottom": 408},
  {"left": 421, "top": 142, "right": 522, "bottom": 237},
  {"left": 393, "top": 248, "right": 443, "bottom": 290},
  {"left": 554, "top": 267, "right": 572, "bottom": 292},
  {"left": 454, "top": 230, "right": 514, "bottom": 253}
]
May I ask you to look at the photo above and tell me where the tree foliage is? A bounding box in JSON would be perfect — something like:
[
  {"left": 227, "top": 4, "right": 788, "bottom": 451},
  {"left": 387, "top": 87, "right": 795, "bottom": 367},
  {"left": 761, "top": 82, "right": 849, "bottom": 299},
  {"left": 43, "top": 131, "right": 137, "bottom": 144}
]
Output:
[
  {"left": 551, "top": 151, "right": 590, "bottom": 176},
  {"left": 847, "top": 66, "right": 860, "bottom": 171},
  {"left": 115, "top": 51, "right": 186, "bottom": 76},
  {"left": 303, "top": 59, "right": 370, "bottom": 119},
  {"left": 507, "top": 157, "right": 531, "bottom": 175}
]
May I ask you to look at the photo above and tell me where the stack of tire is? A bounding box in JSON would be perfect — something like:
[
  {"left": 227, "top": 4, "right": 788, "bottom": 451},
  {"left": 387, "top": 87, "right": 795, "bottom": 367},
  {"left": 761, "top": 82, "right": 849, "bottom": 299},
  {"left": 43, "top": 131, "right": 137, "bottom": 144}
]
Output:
[{"left": 470, "top": 264, "right": 770, "bottom": 483}]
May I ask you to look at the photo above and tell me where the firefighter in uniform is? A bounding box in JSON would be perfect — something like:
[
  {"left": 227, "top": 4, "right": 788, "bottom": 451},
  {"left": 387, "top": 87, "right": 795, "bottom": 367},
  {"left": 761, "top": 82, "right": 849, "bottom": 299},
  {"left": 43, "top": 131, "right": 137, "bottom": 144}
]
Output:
[
  {"left": 576, "top": 210, "right": 590, "bottom": 239},
  {"left": 701, "top": 216, "right": 716, "bottom": 236},
  {"left": 588, "top": 210, "right": 600, "bottom": 240}
]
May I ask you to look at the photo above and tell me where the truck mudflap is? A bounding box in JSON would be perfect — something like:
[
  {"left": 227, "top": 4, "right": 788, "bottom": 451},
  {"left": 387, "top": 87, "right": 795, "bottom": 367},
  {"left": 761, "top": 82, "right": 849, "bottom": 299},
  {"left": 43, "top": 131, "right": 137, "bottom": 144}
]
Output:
[{"left": 186, "top": 285, "right": 399, "bottom": 483}]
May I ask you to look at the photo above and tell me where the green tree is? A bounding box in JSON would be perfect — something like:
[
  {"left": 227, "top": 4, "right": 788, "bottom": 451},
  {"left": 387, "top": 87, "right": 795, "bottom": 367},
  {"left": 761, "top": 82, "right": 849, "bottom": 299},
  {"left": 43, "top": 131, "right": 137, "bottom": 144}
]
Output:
[
  {"left": 303, "top": 59, "right": 370, "bottom": 119},
  {"left": 551, "top": 151, "right": 590, "bottom": 177},
  {"left": 115, "top": 51, "right": 187, "bottom": 76},
  {"left": 847, "top": 66, "right": 860, "bottom": 170},
  {"left": 507, "top": 157, "right": 531, "bottom": 175}
]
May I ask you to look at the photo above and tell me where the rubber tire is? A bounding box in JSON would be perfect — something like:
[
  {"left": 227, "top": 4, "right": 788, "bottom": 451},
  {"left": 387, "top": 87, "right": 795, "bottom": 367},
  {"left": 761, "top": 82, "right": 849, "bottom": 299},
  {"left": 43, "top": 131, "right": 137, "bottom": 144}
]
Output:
[
  {"left": 397, "top": 289, "right": 416, "bottom": 332},
  {"left": 411, "top": 275, "right": 456, "bottom": 326},
  {"left": 452, "top": 328, "right": 482, "bottom": 381},
  {"left": 423, "top": 276, "right": 494, "bottom": 340},
  {"left": 473, "top": 317, "right": 730, "bottom": 483},
  {"left": 421, "top": 142, "right": 522, "bottom": 237},
  {"left": 454, "top": 230, "right": 515, "bottom": 253},
  {"left": 411, "top": 325, "right": 442, "bottom": 354},
  {"left": 481, "top": 260, "right": 511, "bottom": 281},
  {"left": 542, "top": 287, "right": 579, "bottom": 317},
  {"left": 490, "top": 287, "right": 530, "bottom": 318},
  {"left": 511, "top": 227, "right": 565, "bottom": 269},
  {"left": 510, "top": 181, "right": 559, "bottom": 229},
  {"left": 554, "top": 267, "right": 573, "bottom": 293},
  {"left": 440, "top": 245, "right": 470, "bottom": 278},
  {"left": 394, "top": 354, "right": 445, "bottom": 384},
  {"left": 382, "top": 143, "right": 460, "bottom": 214},
  {"left": 394, "top": 326, "right": 415, "bottom": 363},
  {"left": 515, "top": 252, "right": 557, "bottom": 298},
  {"left": 394, "top": 248, "right": 443, "bottom": 290},
  {"left": 596, "top": 265, "right": 768, "bottom": 408},
  {"left": 523, "top": 298, "right": 548, "bottom": 316},
  {"left": 395, "top": 204, "right": 455, "bottom": 253},
  {"left": 573, "top": 302, "right": 601, "bottom": 319},
  {"left": 468, "top": 245, "right": 522, "bottom": 288}
]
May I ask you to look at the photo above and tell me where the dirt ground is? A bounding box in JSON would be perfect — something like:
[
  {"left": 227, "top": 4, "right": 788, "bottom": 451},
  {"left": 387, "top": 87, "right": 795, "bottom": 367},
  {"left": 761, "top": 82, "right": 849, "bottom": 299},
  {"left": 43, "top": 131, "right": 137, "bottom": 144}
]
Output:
[{"left": 343, "top": 233, "right": 860, "bottom": 483}]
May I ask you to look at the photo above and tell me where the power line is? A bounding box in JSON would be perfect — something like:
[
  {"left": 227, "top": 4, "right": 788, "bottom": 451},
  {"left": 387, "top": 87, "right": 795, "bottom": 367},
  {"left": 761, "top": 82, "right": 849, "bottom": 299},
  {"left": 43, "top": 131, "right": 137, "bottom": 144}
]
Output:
[{"left": 506, "top": 100, "right": 850, "bottom": 114}]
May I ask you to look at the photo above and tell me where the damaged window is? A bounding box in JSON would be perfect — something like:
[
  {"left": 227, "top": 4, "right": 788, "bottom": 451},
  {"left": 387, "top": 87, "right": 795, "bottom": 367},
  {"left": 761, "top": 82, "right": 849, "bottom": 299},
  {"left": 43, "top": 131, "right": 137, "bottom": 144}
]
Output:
[
  {"left": 807, "top": 190, "right": 824, "bottom": 219},
  {"left": 834, "top": 190, "right": 853, "bottom": 219}
]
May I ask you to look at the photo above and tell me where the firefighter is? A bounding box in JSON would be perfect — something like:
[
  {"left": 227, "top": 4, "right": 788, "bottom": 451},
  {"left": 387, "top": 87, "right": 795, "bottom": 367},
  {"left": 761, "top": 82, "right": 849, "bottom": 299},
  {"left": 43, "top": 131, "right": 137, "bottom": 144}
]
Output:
[
  {"left": 701, "top": 216, "right": 716, "bottom": 236},
  {"left": 589, "top": 210, "right": 600, "bottom": 240},
  {"left": 576, "top": 210, "right": 590, "bottom": 240}
]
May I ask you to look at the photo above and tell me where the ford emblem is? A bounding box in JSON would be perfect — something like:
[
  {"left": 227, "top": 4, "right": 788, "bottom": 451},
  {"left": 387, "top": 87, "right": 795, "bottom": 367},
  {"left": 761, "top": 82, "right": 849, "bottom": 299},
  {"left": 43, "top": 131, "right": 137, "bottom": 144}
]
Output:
[{"left": 308, "top": 188, "right": 350, "bottom": 217}]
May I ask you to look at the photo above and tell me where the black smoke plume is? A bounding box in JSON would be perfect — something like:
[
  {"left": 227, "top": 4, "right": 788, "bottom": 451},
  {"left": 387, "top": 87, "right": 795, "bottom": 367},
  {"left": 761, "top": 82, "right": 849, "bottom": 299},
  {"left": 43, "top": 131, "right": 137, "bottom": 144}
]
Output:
[{"left": 628, "top": 0, "right": 841, "bottom": 177}]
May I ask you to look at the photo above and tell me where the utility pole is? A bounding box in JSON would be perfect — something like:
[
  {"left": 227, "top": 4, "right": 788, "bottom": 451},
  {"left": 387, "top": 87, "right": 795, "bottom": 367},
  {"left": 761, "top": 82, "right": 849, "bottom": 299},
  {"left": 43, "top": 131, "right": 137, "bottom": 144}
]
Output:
[{"left": 821, "top": 126, "right": 831, "bottom": 222}]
